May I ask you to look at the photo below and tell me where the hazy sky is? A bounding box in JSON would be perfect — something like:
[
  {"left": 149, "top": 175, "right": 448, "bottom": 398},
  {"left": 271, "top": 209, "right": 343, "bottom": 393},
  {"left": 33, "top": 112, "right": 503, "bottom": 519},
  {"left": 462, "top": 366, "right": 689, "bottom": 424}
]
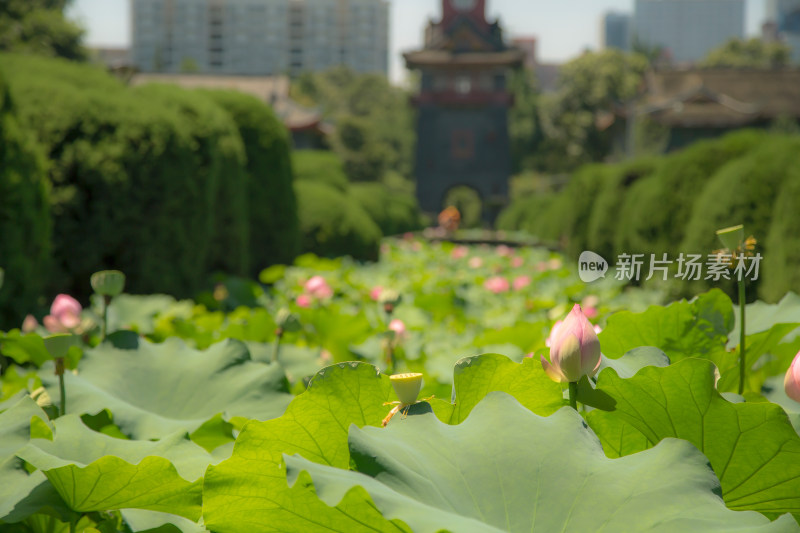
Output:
[{"left": 67, "top": 0, "right": 767, "bottom": 83}]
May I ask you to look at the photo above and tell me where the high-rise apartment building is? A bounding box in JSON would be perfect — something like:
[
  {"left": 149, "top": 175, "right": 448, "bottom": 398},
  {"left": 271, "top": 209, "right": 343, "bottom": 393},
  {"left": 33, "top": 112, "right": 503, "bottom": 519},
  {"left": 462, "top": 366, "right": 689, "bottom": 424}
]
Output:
[
  {"left": 634, "top": 0, "right": 745, "bottom": 63},
  {"left": 768, "top": 0, "right": 800, "bottom": 62},
  {"left": 131, "top": 0, "right": 389, "bottom": 76},
  {"left": 603, "top": 12, "right": 631, "bottom": 51}
]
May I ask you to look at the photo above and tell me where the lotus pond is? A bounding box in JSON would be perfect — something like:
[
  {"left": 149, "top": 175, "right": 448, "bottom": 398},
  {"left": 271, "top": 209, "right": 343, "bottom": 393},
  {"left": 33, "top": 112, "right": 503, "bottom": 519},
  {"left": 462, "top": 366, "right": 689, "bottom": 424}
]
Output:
[{"left": 2, "top": 237, "right": 800, "bottom": 532}]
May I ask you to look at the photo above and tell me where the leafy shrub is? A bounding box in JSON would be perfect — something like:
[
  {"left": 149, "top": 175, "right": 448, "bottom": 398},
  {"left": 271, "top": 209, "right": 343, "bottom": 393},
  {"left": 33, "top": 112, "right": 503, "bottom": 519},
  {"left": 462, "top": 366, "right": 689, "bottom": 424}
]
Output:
[
  {"left": 762, "top": 176, "right": 800, "bottom": 302},
  {"left": 680, "top": 136, "right": 800, "bottom": 300},
  {"left": 291, "top": 150, "right": 349, "bottom": 192},
  {"left": 203, "top": 90, "right": 300, "bottom": 272},
  {"left": 585, "top": 156, "right": 659, "bottom": 260},
  {"left": 348, "top": 182, "right": 421, "bottom": 236},
  {"left": 0, "top": 69, "right": 50, "bottom": 327},
  {"left": 616, "top": 130, "right": 766, "bottom": 257},
  {"left": 1, "top": 54, "right": 219, "bottom": 300},
  {"left": 294, "top": 181, "right": 381, "bottom": 261},
  {"left": 135, "top": 84, "right": 249, "bottom": 277}
]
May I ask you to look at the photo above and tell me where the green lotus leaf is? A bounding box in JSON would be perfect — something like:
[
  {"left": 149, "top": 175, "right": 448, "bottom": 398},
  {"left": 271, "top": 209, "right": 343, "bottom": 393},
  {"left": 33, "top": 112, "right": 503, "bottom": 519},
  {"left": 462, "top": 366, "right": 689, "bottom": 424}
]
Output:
[
  {"left": 446, "top": 353, "right": 564, "bottom": 423},
  {"left": 120, "top": 509, "right": 207, "bottom": 533},
  {"left": 597, "top": 346, "right": 670, "bottom": 379},
  {"left": 16, "top": 415, "right": 216, "bottom": 520},
  {"left": 598, "top": 289, "right": 733, "bottom": 362},
  {"left": 41, "top": 338, "right": 293, "bottom": 439},
  {"left": 0, "top": 394, "right": 70, "bottom": 524},
  {"left": 286, "top": 393, "right": 795, "bottom": 533},
  {"left": 202, "top": 362, "right": 403, "bottom": 533},
  {"left": 586, "top": 358, "right": 800, "bottom": 513},
  {"left": 729, "top": 292, "right": 800, "bottom": 341},
  {"left": 761, "top": 375, "right": 800, "bottom": 435}
]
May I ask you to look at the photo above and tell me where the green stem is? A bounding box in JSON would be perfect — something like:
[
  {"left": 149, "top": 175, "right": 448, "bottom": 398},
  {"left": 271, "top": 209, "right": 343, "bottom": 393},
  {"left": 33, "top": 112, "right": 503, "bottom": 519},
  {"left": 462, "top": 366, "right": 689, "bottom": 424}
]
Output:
[
  {"left": 100, "top": 295, "right": 110, "bottom": 341},
  {"left": 271, "top": 329, "right": 283, "bottom": 364},
  {"left": 568, "top": 381, "right": 578, "bottom": 411},
  {"left": 57, "top": 358, "right": 66, "bottom": 417},
  {"left": 738, "top": 278, "right": 747, "bottom": 395}
]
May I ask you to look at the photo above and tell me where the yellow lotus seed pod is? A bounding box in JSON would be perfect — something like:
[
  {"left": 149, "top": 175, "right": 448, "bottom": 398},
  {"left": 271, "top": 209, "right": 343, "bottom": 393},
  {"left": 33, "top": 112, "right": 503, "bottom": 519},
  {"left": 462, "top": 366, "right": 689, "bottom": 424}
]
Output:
[
  {"left": 716, "top": 225, "right": 744, "bottom": 252},
  {"left": 390, "top": 373, "right": 423, "bottom": 405}
]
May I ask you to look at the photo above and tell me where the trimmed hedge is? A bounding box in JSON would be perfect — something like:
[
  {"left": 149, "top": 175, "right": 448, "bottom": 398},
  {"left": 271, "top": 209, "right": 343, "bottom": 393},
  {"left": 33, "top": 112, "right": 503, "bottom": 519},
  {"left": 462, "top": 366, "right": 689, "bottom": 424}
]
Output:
[
  {"left": 203, "top": 90, "right": 299, "bottom": 272},
  {"left": 0, "top": 69, "right": 50, "bottom": 326},
  {"left": 135, "top": 84, "right": 250, "bottom": 276},
  {"left": 616, "top": 130, "right": 766, "bottom": 257},
  {"left": 295, "top": 181, "right": 382, "bottom": 261},
  {"left": 680, "top": 135, "right": 800, "bottom": 299},
  {"left": 348, "top": 182, "right": 421, "bottom": 236},
  {"left": 1, "top": 54, "right": 223, "bottom": 300},
  {"left": 292, "top": 150, "right": 349, "bottom": 191}
]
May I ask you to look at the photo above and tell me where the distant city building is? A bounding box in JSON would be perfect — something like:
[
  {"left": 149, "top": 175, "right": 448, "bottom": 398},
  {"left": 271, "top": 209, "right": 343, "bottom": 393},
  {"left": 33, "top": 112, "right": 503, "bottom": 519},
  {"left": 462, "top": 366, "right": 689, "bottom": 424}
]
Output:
[
  {"left": 634, "top": 0, "right": 745, "bottom": 63},
  {"left": 603, "top": 12, "right": 631, "bottom": 51},
  {"left": 131, "top": 0, "right": 389, "bottom": 76},
  {"left": 768, "top": 0, "right": 800, "bottom": 62}
]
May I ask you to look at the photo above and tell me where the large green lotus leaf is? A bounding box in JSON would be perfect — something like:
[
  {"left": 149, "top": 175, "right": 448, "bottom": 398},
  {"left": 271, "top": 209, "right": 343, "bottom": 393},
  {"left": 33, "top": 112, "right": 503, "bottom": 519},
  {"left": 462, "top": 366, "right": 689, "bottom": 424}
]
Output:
[
  {"left": 17, "top": 415, "right": 220, "bottom": 482},
  {"left": 0, "top": 394, "right": 70, "bottom": 524},
  {"left": 761, "top": 375, "right": 800, "bottom": 435},
  {"left": 286, "top": 393, "right": 795, "bottom": 533},
  {"left": 41, "top": 338, "right": 293, "bottom": 439},
  {"left": 15, "top": 416, "right": 205, "bottom": 520},
  {"left": 729, "top": 292, "right": 800, "bottom": 342},
  {"left": 598, "top": 346, "right": 670, "bottom": 378},
  {"left": 0, "top": 331, "right": 52, "bottom": 367},
  {"left": 445, "top": 353, "right": 564, "bottom": 423},
  {"left": 120, "top": 509, "right": 207, "bottom": 533},
  {"left": 105, "top": 294, "right": 182, "bottom": 335},
  {"left": 586, "top": 358, "right": 800, "bottom": 513},
  {"left": 203, "top": 362, "right": 405, "bottom": 533},
  {"left": 598, "top": 289, "right": 733, "bottom": 361},
  {"left": 718, "top": 324, "right": 800, "bottom": 393}
]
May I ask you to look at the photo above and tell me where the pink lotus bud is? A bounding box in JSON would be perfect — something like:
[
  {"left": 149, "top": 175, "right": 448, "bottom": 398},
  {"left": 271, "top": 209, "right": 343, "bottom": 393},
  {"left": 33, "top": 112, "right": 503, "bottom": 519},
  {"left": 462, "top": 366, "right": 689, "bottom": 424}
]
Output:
[
  {"left": 468, "top": 257, "right": 483, "bottom": 269},
  {"left": 785, "top": 350, "right": 800, "bottom": 402},
  {"left": 304, "top": 276, "right": 333, "bottom": 299},
  {"left": 388, "top": 319, "right": 407, "bottom": 339},
  {"left": 296, "top": 294, "right": 312, "bottom": 308},
  {"left": 541, "top": 304, "right": 602, "bottom": 383},
  {"left": 511, "top": 256, "right": 524, "bottom": 268},
  {"left": 22, "top": 314, "right": 39, "bottom": 333},
  {"left": 512, "top": 275, "right": 531, "bottom": 291},
  {"left": 43, "top": 294, "right": 82, "bottom": 333},
  {"left": 584, "top": 307, "right": 599, "bottom": 319},
  {"left": 451, "top": 246, "right": 468, "bottom": 259},
  {"left": 484, "top": 276, "right": 510, "bottom": 294},
  {"left": 545, "top": 321, "right": 562, "bottom": 348},
  {"left": 370, "top": 286, "right": 384, "bottom": 301}
]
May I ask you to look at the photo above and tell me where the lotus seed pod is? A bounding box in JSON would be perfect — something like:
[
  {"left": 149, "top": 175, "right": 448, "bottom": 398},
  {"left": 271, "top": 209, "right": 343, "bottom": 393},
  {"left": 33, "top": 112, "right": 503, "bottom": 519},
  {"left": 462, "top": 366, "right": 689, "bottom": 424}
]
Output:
[
  {"left": 275, "top": 308, "right": 302, "bottom": 333},
  {"left": 716, "top": 224, "right": 744, "bottom": 252},
  {"left": 378, "top": 289, "right": 402, "bottom": 307},
  {"left": 43, "top": 334, "right": 81, "bottom": 360},
  {"left": 90, "top": 270, "right": 126, "bottom": 297},
  {"left": 390, "top": 373, "right": 423, "bottom": 405}
]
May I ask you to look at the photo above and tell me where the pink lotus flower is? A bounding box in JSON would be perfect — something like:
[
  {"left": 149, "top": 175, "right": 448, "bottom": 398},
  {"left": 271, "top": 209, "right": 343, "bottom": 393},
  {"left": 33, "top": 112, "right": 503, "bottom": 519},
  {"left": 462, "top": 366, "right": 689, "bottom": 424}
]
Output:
[
  {"left": 388, "top": 319, "right": 407, "bottom": 339},
  {"left": 22, "top": 314, "right": 39, "bottom": 333},
  {"left": 512, "top": 275, "right": 531, "bottom": 291},
  {"left": 370, "top": 286, "right": 384, "bottom": 301},
  {"left": 541, "top": 304, "right": 602, "bottom": 383},
  {"left": 548, "top": 258, "right": 563, "bottom": 270},
  {"left": 468, "top": 257, "right": 483, "bottom": 269},
  {"left": 451, "top": 246, "right": 469, "bottom": 259},
  {"left": 43, "top": 295, "right": 82, "bottom": 333},
  {"left": 296, "top": 294, "right": 312, "bottom": 308},
  {"left": 584, "top": 307, "right": 599, "bottom": 319},
  {"left": 496, "top": 245, "right": 512, "bottom": 257},
  {"left": 304, "top": 276, "right": 333, "bottom": 299},
  {"left": 484, "top": 276, "right": 510, "bottom": 294},
  {"left": 545, "top": 320, "right": 563, "bottom": 348},
  {"left": 785, "top": 350, "right": 800, "bottom": 402},
  {"left": 535, "top": 262, "right": 548, "bottom": 272},
  {"left": 511, "top": 256, "right": 524, "bottom": 268}
]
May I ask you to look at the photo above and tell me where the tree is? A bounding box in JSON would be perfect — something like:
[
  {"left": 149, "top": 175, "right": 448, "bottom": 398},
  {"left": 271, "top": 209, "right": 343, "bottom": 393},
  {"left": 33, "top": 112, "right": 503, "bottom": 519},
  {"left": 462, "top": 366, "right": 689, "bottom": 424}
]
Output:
[
  {"left": 531, "top": 49, "right": 649, "bottom": 172},
  {"left": 0, "top": 0, "right": 86, "bottom": 60},
  {"left": 291, "top": 67, "right": 415, "bottom": 182},
  {"left": 701, "top": 38, "right": 791, "bottom": 69}
]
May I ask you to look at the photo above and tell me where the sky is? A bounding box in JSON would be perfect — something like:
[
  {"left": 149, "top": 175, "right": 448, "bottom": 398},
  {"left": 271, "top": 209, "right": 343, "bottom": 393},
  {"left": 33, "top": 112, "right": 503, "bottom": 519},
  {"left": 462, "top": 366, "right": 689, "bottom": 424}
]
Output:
[{"left": 67, "top": 0, "right": 767, "bottom": 83}]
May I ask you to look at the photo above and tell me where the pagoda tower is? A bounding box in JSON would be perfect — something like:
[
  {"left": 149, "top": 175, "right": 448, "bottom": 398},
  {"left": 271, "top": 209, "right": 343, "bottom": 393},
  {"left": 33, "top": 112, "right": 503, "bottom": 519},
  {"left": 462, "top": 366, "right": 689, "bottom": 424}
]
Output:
[{"left": 404, "top": 0, "right": 523, "bottom": 223}]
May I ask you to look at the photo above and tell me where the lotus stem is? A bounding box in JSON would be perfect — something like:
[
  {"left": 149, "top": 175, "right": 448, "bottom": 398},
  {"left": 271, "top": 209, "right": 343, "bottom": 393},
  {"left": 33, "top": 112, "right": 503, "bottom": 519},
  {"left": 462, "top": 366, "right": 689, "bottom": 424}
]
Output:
[
  {"left": 738, "top": 279, "right": 746, "bottom": 395},
  {"left": 56, "top": 357, "right": 66, "bottom": 416},
  {"left": 272, "top": 328, "right": 284, "bottom": 364},
  {"left": 568, "top": 381, "right": 578, "bottom": 411}
]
